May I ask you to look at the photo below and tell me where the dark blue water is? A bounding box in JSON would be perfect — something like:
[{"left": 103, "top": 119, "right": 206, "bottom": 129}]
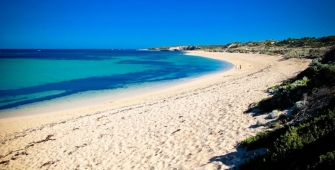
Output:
[{"left": 0, "top": 49, "right": 233, "bottom": 111}]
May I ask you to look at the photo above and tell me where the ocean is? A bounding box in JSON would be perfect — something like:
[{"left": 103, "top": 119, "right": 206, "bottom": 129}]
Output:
[{"left": 0, "top": 49, "right": 233, "bottom": 114}]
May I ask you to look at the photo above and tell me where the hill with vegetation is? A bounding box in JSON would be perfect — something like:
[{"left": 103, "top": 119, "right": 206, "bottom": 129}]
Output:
[
  {"left": 238, "top": 47, "right": 335, "bottom": 169},
  {"left": 149, "top": 35, "right": 335, "bottom": 59}
]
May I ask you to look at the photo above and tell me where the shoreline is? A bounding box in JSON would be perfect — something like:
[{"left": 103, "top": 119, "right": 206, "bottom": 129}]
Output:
[
  {"left": 0, "top": 52, "right": 234, "bottom": 127},
  {"left": 0, "top": 51, "right": 311, "bottom": 169},
  {"left": 0, "top": 52, "right": 231, "bottom": 119}
]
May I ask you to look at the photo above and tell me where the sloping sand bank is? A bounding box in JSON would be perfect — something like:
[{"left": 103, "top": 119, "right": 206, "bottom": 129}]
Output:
[{"left": 0, "top": 51, "right": 310, "bottom": 169}]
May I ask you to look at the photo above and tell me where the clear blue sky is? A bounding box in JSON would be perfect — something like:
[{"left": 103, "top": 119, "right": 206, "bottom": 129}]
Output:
[{"left": 1, "top": 0, "right": 334, "bottom": 49}]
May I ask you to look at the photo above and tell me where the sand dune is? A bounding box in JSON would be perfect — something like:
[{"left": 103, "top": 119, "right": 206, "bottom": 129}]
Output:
[{"left": 0, "top": 51, "right": 310, "bottom": 169}]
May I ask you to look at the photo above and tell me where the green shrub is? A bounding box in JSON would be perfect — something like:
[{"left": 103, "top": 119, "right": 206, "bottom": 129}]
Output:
[
  {"left": 257, "top": 77, "right": 310, "bottom": 113},
  {"left": 268, "top": 121, "right": 281, "bottom": 128},
  {"left": 239, "top": 108, "right": 335, "bottom": 170},
  {"left": 239, "top": 47, "right": 335, "bottom": 170},
  {"left": 270, "top": 109, "right": 335, "bottom": 156},
  {"left": 266, "top": 51, "right": 279, "bottom": 56},
  {"left": 275, "top": 77, "right": 309, "bottom": 93},
  {"left": 240, "top": 127, "right": 288, "bottom": 151},
  {"left": 258, "top": 97, "right": 274, "bottom": 113},
  {"left": 321, "top": 46, "right": 335, "bottom": 63},
  {"left": 311, "top": 150, "right": 335, "bottom": 169},
  {"left": 299, "top": 62, "right": 335, "bottom": 87}
]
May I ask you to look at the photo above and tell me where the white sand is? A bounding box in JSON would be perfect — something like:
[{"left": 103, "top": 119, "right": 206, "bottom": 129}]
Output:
[{"left": 0, "top": 51, "right": 310, "bottom": 169}]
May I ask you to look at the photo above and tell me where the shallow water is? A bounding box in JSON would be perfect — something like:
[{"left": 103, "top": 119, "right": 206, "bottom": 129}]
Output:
[{"left": 0, "top": 49, "right": 233, "bottom": 112}]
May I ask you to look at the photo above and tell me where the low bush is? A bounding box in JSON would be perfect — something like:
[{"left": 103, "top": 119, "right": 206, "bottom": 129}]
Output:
[
  {"left": 297, "top": 62, "right": 335, "bottom": 87},
  {"left": 257, "top": 97, "right": 274, "bottom": 113},
  {"left": 312, "top": 150, "right": 335, "bottom": 169},
  {"left": 321, "top": 46, "right": 335, "bottom": 64},
  {"left": 239, "top": 47, "right": 335, "bottom": 170},
  {"left": 258, "top": 77, "right": 309, "bottom": 113},
  {"left": 270, "top": 109, "right": 335, "bottom": 161},
  {"left": 240, "top": 127, "right": 288, "bottom": 151},
  {"left": 239, "top": 108, "right": 335, "bottom": 170}
]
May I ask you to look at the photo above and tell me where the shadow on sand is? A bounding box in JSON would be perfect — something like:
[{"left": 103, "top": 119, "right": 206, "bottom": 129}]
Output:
[{"left": 207, "top": 148, "right": 267, "bottom": 169}]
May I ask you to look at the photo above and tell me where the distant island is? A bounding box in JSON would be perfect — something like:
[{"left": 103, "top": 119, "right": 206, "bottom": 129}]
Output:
[{"left": 149, "top": 35, "right": 335, "bottom": 59}]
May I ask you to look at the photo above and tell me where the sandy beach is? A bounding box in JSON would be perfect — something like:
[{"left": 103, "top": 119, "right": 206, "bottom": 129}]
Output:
[{"left": 0, "top": 51, "right": 310, "bottom": 169}]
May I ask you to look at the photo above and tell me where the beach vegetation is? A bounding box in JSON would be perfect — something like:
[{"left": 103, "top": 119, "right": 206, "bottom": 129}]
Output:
[
  {"left": 275, "top": 36, "right": 335, "bottom": 48},
  {"left": 226, "top": 42, "right": 243, "bottom": 48},
  {"left": 238, "top": 47, "right": 335, "bottom": 170},
  {"left": 226, "top": 48, "right": 249, "bottom": 53},
  {"left": 257, "top": 76, "right": 310, "bottom": 114},
  {"left": 239, "top": 127, "right": 288, "bottom": 151},
  {"left": 312, "top": 151, "right": 335, "bottom": 169},
  {"left": 239, "top": 108, "right": 335, "bottom": 170},
  {"left": 151, "top": 35, "right": 335, "bottom": 60},
  {"left": 268, "top": 121, "right": 282, "bottom": 129},
  {"left": 257, "top": 97, "right": 274, "bottom": 113},
  {"left": 321, "top": 46, "right": 335, "bottom": 63},
  {"left": 265, "top": 40, "right": 275, "bottom": 47}
]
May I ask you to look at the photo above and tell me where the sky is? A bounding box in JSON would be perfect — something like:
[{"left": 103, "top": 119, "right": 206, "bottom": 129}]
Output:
[{"left": 0, "top": 0, "right": 335, "bottom": 49}]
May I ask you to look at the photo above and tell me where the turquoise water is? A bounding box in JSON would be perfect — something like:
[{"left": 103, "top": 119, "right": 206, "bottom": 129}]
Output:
[
  {"left": 0, "top": 49, "right": 233, "bottom": 111},
  {"left": 0, "top": 58, "right": 153, "bottom": 90}
]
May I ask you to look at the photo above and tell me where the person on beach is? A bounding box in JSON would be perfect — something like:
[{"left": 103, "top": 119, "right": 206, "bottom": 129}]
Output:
[{"left": 240, "top": 65, "right": 241, "bottom": 69}]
